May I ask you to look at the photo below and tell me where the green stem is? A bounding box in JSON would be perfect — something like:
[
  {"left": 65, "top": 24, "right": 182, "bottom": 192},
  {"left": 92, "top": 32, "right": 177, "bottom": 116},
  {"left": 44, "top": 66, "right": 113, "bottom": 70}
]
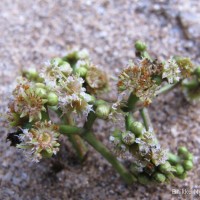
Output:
[
  {"left": 65, "top": 115, "right": 88, "bottom": 161},
  {"left": 59, "top": 125, "right": 83, "bottom": 135},
  {"left": 82, "top": 131, "right": 136, "bottom": 184},
  {"left": 139, "top": 108, "right": 153, "bottom": 131},
  {"left": 122, "top": 93, "right": 139, "bottom": 112},
  {"left": 156, "top": 82, "right": 179, "bottom": 96},
  {"left": 125, "top": 112, "right": 134, "bottom": 130},
  {"left": 84, "top": 111, "right": 97, "bottom": 130},
  {"left": 60, "top": 125, "right": 136, "bottom": 184}
]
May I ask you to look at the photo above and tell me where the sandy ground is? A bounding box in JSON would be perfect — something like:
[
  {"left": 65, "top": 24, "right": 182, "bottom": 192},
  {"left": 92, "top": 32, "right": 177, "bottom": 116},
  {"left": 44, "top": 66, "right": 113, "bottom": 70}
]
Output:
[{"left": 0, "top": 0, "right": 200, "bottom": 199}]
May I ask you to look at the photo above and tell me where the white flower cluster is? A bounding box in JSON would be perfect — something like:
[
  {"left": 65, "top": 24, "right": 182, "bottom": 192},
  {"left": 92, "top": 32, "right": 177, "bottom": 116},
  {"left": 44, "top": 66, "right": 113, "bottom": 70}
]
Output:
[
  {"left": 57, "top": 76, "right": 93, "bottom": 115},
  {"left": 39, "top": 58, "right": 93, "bottom": 116},
  {"left": 162, "top": 58, "right": 181, "bottom": 84}
]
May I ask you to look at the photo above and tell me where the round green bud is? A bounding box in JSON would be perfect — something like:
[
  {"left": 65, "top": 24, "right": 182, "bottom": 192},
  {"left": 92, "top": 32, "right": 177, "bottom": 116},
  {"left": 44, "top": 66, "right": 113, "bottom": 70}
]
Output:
[
  {"left": 95, "top": 104, "right": 111, "bottom": 119},
  {"left": 168, "top": 153, "right": 180, "bottom": 165},
  {"left": 183, "top": 160, "right": 193, "bottom": 171},
  {"left": 75, "top": 66, "right": 88, "bottom": 77},
  {"left": 153, "top": 173, "right": 166, "bottom": 183},
  {"left": 194, "top": 66, "right": 200, "bottom": 77},
  {"left": 35, "top": 88, "right": 47, "bottom": 98},
  {"left": 135, "top": 40, "right": 147, "bottom": 52},
  {"left": 175, "top": 164, "right": 184, "bottom": 175},
  {"left": 50, "top": 57, "right": 63, "bottom": 66},
  {"left": 121, "top": 131, "right": 135, "bottom": 145},
  {"left": 47, "top": 92, "right": 58, "bottom": 106},
  {"left": 177, "top": 172, "right": 187, "bottom": 180},
  {"left": 23, "top": 68, "right": 38, "bottom": 80},
  {"left": 138, "top": 174, "right": 150, "bottom": 185},
  {"left": 159, "top": 161, "right": 171, "bottom": 174},
  {"left": 185, "top": 153, "right": 193, "bottom": 161},
  {"left": 94, "top": 100, "right": 107, "bottom": 106},
  {"left": 178, "top": 146, "right": 188, "bottom": 156},
  {"left": 129, "top": 121, "right": 144, "bottom": 137}
]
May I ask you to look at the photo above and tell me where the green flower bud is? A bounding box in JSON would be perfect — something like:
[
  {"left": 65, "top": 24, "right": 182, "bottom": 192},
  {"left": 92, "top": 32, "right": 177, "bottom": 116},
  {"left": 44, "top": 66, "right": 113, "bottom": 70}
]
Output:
[
  {"left": 75, "top": 66, "right": 88, "bottom": 77},
  {"left": 135, "top": 40, "right": 147, "bottom": 52},
  {"left": 129, "top": 121, "right": 144, "bottom": 137},
  {"left": 50, "top": 57, "right": 63, "bottom": 66},
  {"left": 35, "top": 88, "right": 47, "bottom": 98},
  {"left": 183, "top": 160, "right": 193, "bottom": 171},
  {"left": 94, "top": 100, "right": 107, "bottom": 106},
  {"left": 159, "top": 161, "right": 172, "bottom": 174},
  {"left": 47, "top": 92, "right": 58, "bottom": 106},
  {"left": 153, "top": 172, "right": 166, "bottom": 183},
  {"left": 175, "top": 164, "right": 184, "bottom": 175},
  {"left": 185, "top": 153, "right": 193, "bottom": 161},
  {"left": 177, "top": 172, "right": 187, "bottom": 180},
  {"left": 121, "top": 131, "right": 135, "bottom": 145},
  {"left": 178, "top": 146, "right": 188, "bottom": 156},
  {"left": 95, "top": 104, "right": 111, "bottom": 119},
  {"left": 138, "top": 174, "right": 150, "bottom": 185},
  {"left": 168, "top": 153, "right": 180, "bottom": 165},
  {"left": 23, "top": 68, "right": 38, "bottom": 80}
]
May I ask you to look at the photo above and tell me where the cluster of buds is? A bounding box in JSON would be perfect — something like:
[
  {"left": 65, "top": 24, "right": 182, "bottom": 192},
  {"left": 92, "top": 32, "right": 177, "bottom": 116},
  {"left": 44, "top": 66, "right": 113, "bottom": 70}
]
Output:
[{"left": 110, "top": 116, "right": 193, "bottom": 184}]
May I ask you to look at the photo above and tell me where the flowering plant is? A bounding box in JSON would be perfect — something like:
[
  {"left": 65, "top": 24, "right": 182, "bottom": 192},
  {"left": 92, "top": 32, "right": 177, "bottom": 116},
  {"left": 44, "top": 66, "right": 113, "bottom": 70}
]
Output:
[{"left": 4, "top": 41, "right": 199, "bottom": 185}]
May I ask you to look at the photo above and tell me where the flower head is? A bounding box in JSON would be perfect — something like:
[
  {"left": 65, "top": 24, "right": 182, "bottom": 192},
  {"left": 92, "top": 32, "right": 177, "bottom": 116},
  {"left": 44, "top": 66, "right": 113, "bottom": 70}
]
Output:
[
  {"left": 117, "top": 58, "right": 163, "bottom": 104},
  {"left": 56, "top": 75, "right": 93, "bottom": 116},
  {"left": 40, "top": 58, "right": 72, "bottom": 89},
  {"left": 17, "top": 121, "right": 60, "bottom": 162},
  {"left": 8, "top": 78, "right": 47, "bottom": 123},
  {"left": 162, "top": 58, "right": 181, "bottom": 84}
]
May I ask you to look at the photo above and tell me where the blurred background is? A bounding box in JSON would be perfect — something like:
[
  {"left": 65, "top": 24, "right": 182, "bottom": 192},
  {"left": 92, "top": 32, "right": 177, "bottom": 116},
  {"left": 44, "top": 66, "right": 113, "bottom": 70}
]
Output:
[{"left": 0, "top": 0, "right": 200, "bottom": 199}]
